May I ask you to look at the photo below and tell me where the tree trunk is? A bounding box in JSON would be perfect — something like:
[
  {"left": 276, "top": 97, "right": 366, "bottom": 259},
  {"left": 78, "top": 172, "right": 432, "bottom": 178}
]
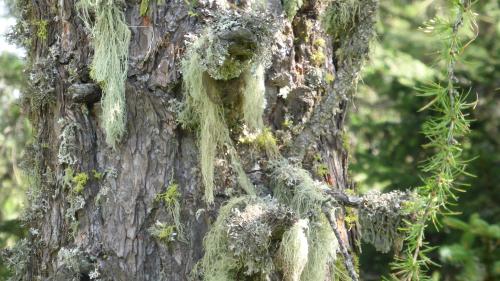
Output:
[{"left": 15, "top": 0, "right": 377, "bottom": 280}]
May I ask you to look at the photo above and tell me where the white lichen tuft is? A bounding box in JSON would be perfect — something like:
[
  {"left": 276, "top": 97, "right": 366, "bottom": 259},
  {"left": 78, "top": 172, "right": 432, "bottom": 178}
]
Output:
[
  {"left": 301, "top": 213, "right": 339, "bottom": 281},
  {"left": 278, "top": 219, "right": 309, "bottom": 281},
  {"left": 57, "top": 118, "right": 80, "bottom": 166},
  {"left": 77, "top": 0, "right": 131, "bottom": 148}
]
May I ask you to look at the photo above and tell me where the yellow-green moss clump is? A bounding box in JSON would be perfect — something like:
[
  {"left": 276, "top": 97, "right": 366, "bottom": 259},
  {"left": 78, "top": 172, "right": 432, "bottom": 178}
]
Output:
[{"left": 77, "top": 0, "right": 131, "bottom": 148}]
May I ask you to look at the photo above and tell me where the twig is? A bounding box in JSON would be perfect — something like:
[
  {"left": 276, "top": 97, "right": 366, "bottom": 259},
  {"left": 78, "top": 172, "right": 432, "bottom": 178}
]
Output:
[{"left": 323, "top": 205, "right": 359, "bottom": 281}]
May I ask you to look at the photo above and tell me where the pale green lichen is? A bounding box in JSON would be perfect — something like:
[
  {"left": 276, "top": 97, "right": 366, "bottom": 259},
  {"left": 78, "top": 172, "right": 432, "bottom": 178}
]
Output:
[
  {"left": 140, "top": 0, "right": 150, "bottom": 16},
  {"left": 270, "top": 160, "right": 339, "bottom": 281},
  {"left": 359, "top": 190, "right": 414, "bottom": 253},
  {"left": 77, "top": 0, "right": 131, "bottom": 148},
  {"left": 301, "top": 214, "right": 339, "bottom": 281},
  {"left": 277, "top": 219, "right": 309, "bottom": 281},
  {"left": 199, "top": 196, "right": 252, "bottom": 281},
  {"left": 242, "top": 64, "right": 266, "bottom": 131},
  {"left": 270, "top": 160, "right": 328, "bottom": 215}
]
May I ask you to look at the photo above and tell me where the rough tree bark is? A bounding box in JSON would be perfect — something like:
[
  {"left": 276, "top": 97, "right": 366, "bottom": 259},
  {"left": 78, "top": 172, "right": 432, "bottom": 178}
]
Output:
[{"left": 13, "top": 0, "right": 378, "bottom": 280}]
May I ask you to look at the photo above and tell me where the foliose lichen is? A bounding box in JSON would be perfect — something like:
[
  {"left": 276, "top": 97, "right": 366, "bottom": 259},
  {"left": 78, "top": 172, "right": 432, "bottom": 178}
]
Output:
[{"left": 359, "top": 190, "right": 415, "bottom": 253}]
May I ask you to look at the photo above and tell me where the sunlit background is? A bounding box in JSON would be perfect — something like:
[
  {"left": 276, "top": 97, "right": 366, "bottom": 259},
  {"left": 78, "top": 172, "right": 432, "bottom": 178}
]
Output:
[{"left": 0, "top": 1, "right": 498, "bottom": 280}]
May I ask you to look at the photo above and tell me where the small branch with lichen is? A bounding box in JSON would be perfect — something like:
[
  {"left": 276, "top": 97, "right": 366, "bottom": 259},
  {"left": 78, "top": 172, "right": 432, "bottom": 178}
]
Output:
[
  {"left": 323, "top": 204, "right": 359, "bottom": 281},
  {"left": 292, "top": 0, "right": 378, "bottom": 158}
]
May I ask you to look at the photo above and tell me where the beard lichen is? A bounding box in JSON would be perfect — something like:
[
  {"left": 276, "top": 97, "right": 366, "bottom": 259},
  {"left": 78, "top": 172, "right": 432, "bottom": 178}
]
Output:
[
  {"left": 77, "top": 0, "right": 131, "bottom": 148},
  {"left": 180, "top": 12, "right": 275, "bottom": 203},
  {"left": 277, "top": 219, "right": 310, "bottom": 281},
  {"left": 270, "top": 160, "right": 340, "bottom": 281}
]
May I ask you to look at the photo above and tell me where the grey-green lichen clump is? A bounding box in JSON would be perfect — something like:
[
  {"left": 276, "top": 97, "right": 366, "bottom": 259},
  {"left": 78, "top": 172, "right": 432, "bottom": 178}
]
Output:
[
  {"left": 199, "top": 196, "right": 300, "bottom": 280},
  {"left": 270, "top": 160, "right": 339, "bottom": 281},
  {"left": 180, "top": 11, "right": 275, "bottom": 203},
  {"left": 77, "top": 0, "right": 131, "bottom": 148},
  {"left": 359, "top": 190, "right": 415, "bottom": 253}
]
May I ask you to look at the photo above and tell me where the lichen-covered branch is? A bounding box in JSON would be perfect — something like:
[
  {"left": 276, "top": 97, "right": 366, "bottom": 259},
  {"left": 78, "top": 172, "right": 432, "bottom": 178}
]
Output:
[
  {"left": 323, "top": 205, "right": 359, "bottom": 281},
  {"left": 293, "top": 0, "right": 378, "bottom": 157}
]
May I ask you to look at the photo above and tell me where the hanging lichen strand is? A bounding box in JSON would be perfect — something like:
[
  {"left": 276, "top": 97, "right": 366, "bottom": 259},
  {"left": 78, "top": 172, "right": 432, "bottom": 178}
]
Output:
[
  {"left": 180, "top": 12, "right": 274, "bottom": 204},
  {"left": 270, "top": 160, "right": 339, "bottom": 281},
  {"left": 77, "top": 0, "right": 131, "bottom": 148}
]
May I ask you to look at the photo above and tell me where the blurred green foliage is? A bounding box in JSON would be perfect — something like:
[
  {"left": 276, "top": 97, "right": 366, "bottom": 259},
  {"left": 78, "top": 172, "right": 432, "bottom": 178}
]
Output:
[
  {"left": 351, "top": 0, "right": 500, "bottom": 280},
  {"left": 0, "top": 51, "right": 29, "bottom": 279}
]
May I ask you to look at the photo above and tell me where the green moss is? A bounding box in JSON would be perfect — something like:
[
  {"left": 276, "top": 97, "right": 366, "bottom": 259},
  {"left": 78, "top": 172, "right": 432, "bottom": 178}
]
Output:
[
  {"left": 77, "top": 0, "right": 131, "bottom": 148},
  {"left": 34, "top": 19, "right": 48, "bottom": 40},
  {"left": 325, "top": 72, "right": 335, "bottom": 84},
  {"left": 149, "top": 222, "right": 176, "bottom": 244},
  {"left": 344, "top": 207, "right": 357, "bottom": 230},
  {"left": 256, "top": 128, "right": 279, "bottom": 157},
  {"left": 140, "top": 0, "right": 150, "bottom": 16},
  {"left": 92, "top": 169, "right": 104, "bottom": 180},
  {"left": 283, "top": 0, "right": 303, "bottom": 20},
  {"left": 311, "top": 50, "right": 326, "bottom": 66},
  {"left": 72, "top": 172, "right": 89, "bottom": 194},
  {"left": 63, "top": 167, "right": 89, "bottom": 194},
  {"left": 156, "top": 183, "right": 180, "bottom": 205},
  {"left": 314, "top": 163, "right": 329, "bottom": 178},
  {"left": 313, "top": 38, "right": 326, "bottom": 48}
]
